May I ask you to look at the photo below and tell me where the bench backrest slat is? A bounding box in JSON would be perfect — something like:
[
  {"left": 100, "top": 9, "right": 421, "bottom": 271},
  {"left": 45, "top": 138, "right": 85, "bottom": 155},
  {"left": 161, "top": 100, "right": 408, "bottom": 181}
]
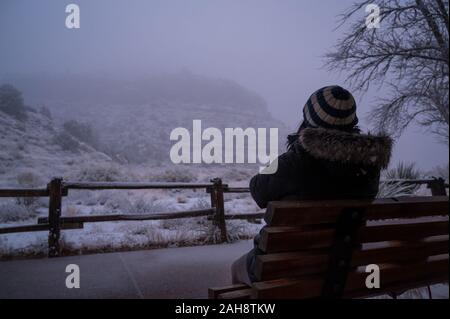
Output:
[
  {"left": 259, "top": 220, "right": 449, "bottom": 254},
  {"left": 265, "top": 196, "right": 449, "bottom": 226},
  {"left": 255, "top": 238, "right": 448, "bottom": 281}
]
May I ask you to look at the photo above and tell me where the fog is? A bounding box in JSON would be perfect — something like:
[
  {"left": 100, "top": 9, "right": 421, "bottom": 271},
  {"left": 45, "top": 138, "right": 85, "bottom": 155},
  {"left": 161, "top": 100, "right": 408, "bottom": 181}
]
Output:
[{"left": 0, "top": 0, "right": 448, "bottom": 169}]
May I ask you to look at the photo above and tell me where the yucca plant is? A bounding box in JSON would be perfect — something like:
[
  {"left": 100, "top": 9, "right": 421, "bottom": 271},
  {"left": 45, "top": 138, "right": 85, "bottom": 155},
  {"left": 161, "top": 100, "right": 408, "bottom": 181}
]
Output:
[
  {"left": 377, "top": 181, "right": 418, "bottom": 198},
  {"left": 385, "top": 162, "right": 422, "bottom": 180},
  {"left": 382, "top": 162, "right": 422, "bottom": 195}
]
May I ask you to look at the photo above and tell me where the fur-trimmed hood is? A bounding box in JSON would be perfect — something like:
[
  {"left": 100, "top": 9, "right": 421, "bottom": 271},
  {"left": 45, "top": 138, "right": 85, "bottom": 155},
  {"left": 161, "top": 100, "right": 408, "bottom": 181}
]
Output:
[{"left": 298, "top": 128, "right": 393, "bottom": 169}]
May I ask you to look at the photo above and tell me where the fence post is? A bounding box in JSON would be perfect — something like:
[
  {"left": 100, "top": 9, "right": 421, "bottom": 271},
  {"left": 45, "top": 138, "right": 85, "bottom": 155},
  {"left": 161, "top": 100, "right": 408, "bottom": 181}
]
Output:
[
  {"left": 211, "top": 178, "right": 228, "bottom": 243},
  {"left": 428, "top": 178, "right": 447, "bottom": 196},
  {"left": 209, "top": 184, "right": 217, "bottom": 210},
  {"left": 48, "top": 177, "right": 63, "bottom": 258}
]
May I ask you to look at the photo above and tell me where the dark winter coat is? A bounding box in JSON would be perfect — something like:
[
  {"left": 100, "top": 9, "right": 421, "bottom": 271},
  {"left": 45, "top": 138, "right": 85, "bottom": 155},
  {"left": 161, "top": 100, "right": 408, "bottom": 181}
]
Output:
[{"left": 245, "top": 127, "right": 393, "bottom": 282}]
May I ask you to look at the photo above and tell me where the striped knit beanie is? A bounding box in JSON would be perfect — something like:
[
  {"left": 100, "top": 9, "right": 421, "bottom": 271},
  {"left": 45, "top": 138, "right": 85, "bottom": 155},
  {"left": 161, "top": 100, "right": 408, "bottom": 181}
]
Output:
[{"left": 303, "top": 86, "right": 358, "bottom": 130}]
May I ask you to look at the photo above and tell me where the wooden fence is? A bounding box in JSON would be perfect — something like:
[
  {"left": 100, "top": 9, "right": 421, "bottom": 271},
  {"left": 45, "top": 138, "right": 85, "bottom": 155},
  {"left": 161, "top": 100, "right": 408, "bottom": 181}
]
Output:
[{"left": 0, "top": 177, "right": 448, "bottom": 257}]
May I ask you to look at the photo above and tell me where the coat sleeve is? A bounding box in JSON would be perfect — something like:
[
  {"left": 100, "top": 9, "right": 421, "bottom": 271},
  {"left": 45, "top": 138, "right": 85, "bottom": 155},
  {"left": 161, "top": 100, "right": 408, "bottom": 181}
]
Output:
[
  {"left": 249, "top": 152, "right": 298, "bottom": 208},
  {"left": 249, "top": 173, "right": 271, "bottom": 209}
]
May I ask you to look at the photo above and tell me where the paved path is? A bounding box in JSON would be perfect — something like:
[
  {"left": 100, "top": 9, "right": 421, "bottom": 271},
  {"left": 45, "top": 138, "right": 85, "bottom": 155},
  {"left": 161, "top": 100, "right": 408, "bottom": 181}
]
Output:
[{"left": 0, "top": 240, "right": 253, "bottom": 299}]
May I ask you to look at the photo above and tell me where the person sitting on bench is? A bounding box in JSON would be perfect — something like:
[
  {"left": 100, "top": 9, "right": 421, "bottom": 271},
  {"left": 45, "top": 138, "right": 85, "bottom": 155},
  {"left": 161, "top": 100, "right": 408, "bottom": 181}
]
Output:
[{"left": 231, "top": 85, "right": 393, "bottom": 285}]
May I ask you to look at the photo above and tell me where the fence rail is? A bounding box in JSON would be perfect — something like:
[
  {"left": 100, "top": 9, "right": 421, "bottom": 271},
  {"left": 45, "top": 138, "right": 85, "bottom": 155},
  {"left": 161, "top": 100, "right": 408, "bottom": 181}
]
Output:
[
  {"left": 0, "top": 177, "right": 448, "bottom": 257},
  {"left": 37, "top": 208, "right": 215, "bottom": 224},
  {"left": 0, "top": 189, "right": 49, "bottom": 197},
  {"left": 64, "top": 181, "right": 215, "bottom": 190}
]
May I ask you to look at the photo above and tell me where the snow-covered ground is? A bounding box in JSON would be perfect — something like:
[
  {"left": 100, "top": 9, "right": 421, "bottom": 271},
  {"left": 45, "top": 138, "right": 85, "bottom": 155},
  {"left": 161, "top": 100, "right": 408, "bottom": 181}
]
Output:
[{"left": 0, "top": 164, "right": 263, "bottom": 258}]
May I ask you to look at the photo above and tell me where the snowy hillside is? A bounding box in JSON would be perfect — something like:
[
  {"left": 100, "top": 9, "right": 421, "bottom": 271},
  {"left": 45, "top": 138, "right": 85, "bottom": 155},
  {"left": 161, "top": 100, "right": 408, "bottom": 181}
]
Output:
[
  {"left": 0, "top": 107, "right": 112, "bottom": 187},
  {"left": 9, "top": 73, "right": 290, "bottom": 164}
]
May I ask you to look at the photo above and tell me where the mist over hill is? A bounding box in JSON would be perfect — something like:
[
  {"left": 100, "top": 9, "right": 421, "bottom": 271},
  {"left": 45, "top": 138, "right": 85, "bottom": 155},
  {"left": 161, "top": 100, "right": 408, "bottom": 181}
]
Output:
[
  {"left": 10, "top": 72, "right": 271, "bottom": 112},
  {"left": 6, "top": 72, "right": 289, "bottom": 164}
]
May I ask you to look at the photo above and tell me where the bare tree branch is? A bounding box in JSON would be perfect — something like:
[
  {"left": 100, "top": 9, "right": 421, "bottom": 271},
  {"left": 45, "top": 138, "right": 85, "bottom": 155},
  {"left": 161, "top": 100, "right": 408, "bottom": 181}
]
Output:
[{"left": 326, "top": 0, "right": 449, "bottom": 142}]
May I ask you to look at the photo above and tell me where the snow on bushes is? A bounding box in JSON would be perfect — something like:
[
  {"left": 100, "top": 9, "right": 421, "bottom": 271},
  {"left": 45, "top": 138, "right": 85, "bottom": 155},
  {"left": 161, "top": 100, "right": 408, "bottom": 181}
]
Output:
[
  {"left": 71, "top": 163, "right": 129, "bottom": 182},
  {"left": 148, "top": 168, "right": 196, "bottom": 183},
  {"left": 0, "top": 200, "right": 37, "bottom": 223}
]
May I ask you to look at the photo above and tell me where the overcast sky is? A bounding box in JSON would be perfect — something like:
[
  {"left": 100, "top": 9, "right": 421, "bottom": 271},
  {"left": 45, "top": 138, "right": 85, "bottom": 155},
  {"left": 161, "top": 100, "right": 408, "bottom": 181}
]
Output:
[{"left": 0, "top": 0, "right": 448, "bottom": 170}]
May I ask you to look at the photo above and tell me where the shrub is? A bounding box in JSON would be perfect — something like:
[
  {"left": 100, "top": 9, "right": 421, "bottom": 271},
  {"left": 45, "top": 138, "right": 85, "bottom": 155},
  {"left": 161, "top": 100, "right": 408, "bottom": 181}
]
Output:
[
  {"left": 150, "top": 168, "right": 196, "bottom": 183},
  {"left": 39, "top": 106, "right": 52, "bottom": 120},
  {"left": 161, "top": 198, "right": 211, "bottom": 230},
  {"left": 191, "top": 198, "right": 210, "bottom": 210},
  {"left": 17, "top": 171, "right": 43, "bottom": 188},
  {"left": 384, "top": 162, "right": 422, "bottom": 194},
  {"left": 63, "top": 120, "right": 99, "bottom": 148},
  {"left": 16, "top": 171, "right": 43, "bottom": 207},
  {"left": 0, "top": 84, "right": 28, "bottom": 121},
  {"left": 222, "top": 169, "right": 252, "bottom": 182},
  {"left": 377, "top": 181, "right": 418, "bottom": 198},
  {"left": 122, "top": 198, "right": 167, "bottom": 215},
  {"left": 0, "top": 201, "right": 37, "bottom": 223},
  {"left": 53, "top": 131, "right": 80, "bottom": 152},
  {"left": 74, "top": 163, "right": 126, "bottom": 182},
  {"left": 385, "top": 162, "right": 422, "bottom": 180},
  {"left": 64, "top": 205, "right": 80, "bottom": 217}
]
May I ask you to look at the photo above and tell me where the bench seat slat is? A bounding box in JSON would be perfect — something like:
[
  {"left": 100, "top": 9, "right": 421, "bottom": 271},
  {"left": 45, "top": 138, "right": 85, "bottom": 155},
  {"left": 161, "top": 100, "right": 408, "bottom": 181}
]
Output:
[
  {"left": 253, "top": 258, "right": 449, "bottom": 299},
  {"left": 208, "top": 284, "right": 249, "bottom": 299},
  {"left": 217, "top": 288, "right": 252, "bottom": 299},
  {"left": 255, "top": 239, "right": 449, "bottom": 281}
]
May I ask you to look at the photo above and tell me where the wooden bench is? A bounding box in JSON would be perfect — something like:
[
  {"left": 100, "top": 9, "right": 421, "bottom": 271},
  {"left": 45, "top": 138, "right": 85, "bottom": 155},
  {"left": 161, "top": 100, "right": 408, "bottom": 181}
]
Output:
[{"left": 209, "top": 196, "right": 449, "bottom": 299}]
